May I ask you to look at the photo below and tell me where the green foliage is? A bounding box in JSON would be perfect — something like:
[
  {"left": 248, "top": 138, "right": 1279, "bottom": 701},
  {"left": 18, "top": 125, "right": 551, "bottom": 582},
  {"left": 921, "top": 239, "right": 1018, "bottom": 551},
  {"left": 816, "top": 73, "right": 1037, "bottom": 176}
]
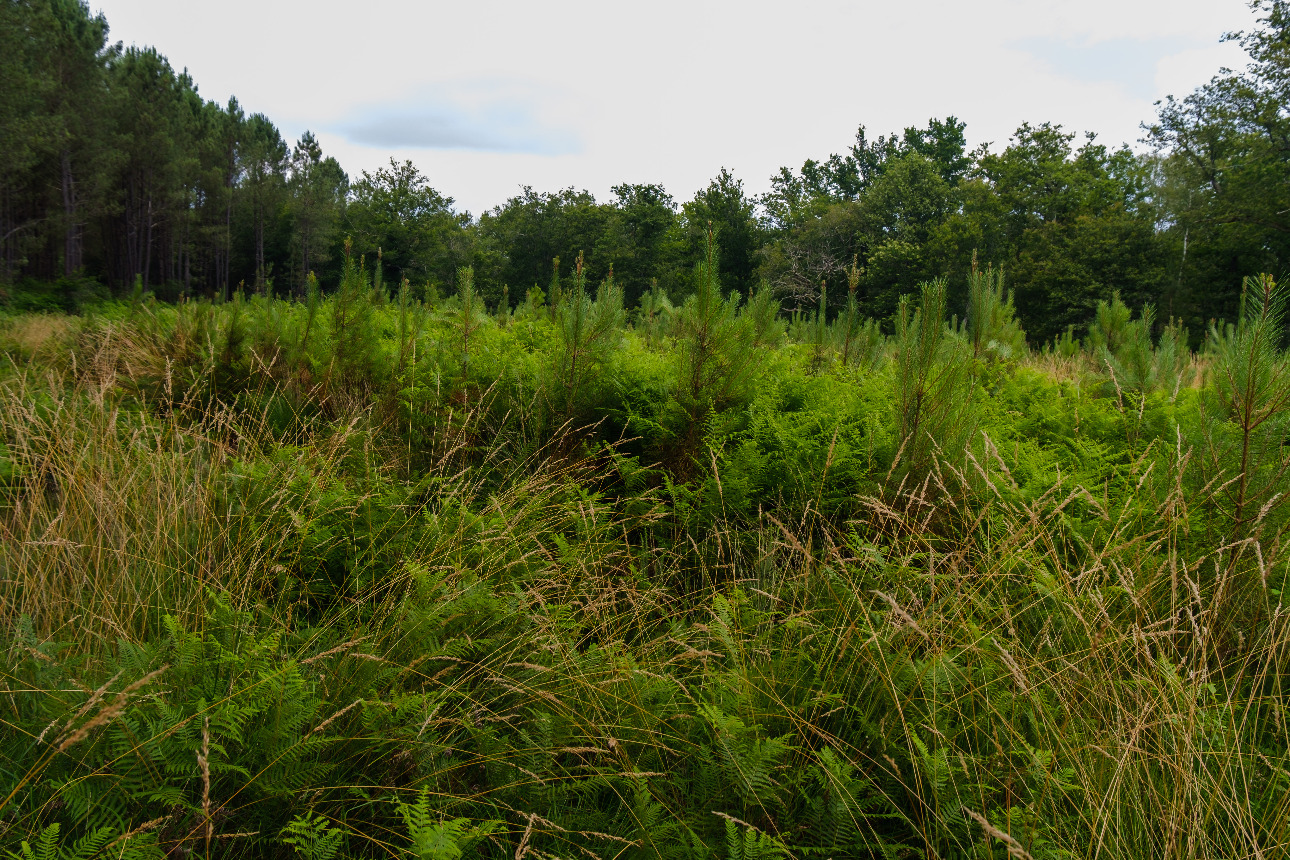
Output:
[
  {"left": 832, "top": 258, "right": 886, "bottom": 370},
  {"left": 637, "top": 279, "right": 676, "bottom": 346},
  {"left": 329, "top": 240, "right": 383, "bottom": 389},
  {"left": 962, "top": 259, "right": 1026, "bottom": 362},
  {"left": 4, "top": 253, "right": 1290, "bottom": 860},
  {"left": 1087, "top": 290, "right": 1135, "bottom": 357},
  {"left": 1052, "top": 324, "right": 1080, "bottom": 358},
  {"left": 9, "top": 5, "right": 1290, "bottom": 856},
  {"left": 808, "top": 278, "right": 831, "bottom": 372},
  {"left": 743, "top": 288, "right": 783, "bottom": 353},
  {"left": 7, "top": 824, "right": 161, "bottom": 860},
  {"left": 891, "top": 277, "right": 978, "bottom": 483},
  {"left": 345, "top": 159, "right": 469, "bottom": 292},
  {"left": 396, "top": 790, "right": 498, "bottom": 860},
  {"left": 446, "top": 265, "right": 485, "bottom": 377},
  {"left": 1102, "top": 302, "right": 1157, "bottom": 394},
  {"left": 551, "top": 252, "right": 625, "bottom": 418},
  {"left": 1146, "top": 1, "right": 1290, "bottom": 326},
  {"left": 721, "top": 818, "right": 788, "bottom": 860},
  {"left": 682, "top": 170, "right": 763, "bottom": 295},
  {"left": 1090, "top": 297, "right": 1195, "bottom": 444},
  {"left": 281, "top": 812, "right": 344, "bottom": 860},
  {"left": 1198, "top": 273, "right": 1290, "bottom": 561},
  {"left": 1154, "top": 315, "right": 1194, "bottom": 398},
  {"left": 672, "top": 229, "right": 756, "bottom": 459}
]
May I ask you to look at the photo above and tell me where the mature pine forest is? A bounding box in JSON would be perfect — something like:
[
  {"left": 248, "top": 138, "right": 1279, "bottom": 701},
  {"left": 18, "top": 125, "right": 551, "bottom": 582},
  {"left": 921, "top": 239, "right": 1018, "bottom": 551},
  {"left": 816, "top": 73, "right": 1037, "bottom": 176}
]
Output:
[{"left": 3, "top": 2, "right": 1290, "bottom": 859}]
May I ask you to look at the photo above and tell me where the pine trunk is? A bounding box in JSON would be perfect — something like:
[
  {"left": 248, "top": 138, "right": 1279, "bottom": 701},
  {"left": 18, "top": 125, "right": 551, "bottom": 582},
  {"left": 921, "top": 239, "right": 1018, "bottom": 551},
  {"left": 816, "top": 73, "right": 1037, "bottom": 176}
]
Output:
[{"left": 61, "top": 149, "right": 81, "bottom": 275}]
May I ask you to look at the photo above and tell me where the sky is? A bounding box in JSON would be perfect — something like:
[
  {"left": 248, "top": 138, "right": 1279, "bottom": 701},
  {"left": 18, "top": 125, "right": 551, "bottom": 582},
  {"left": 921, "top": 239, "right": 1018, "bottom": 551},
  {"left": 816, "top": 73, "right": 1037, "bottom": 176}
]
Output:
[{"left": 91, "top": 0, "right": 1253, "bottom": 216}]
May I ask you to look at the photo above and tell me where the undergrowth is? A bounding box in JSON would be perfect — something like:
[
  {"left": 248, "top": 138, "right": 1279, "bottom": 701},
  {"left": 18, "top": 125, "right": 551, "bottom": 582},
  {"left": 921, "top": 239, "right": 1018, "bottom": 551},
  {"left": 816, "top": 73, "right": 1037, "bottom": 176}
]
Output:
[{"left": 0, "top": 268, "right": 1287, "bottom": 859}]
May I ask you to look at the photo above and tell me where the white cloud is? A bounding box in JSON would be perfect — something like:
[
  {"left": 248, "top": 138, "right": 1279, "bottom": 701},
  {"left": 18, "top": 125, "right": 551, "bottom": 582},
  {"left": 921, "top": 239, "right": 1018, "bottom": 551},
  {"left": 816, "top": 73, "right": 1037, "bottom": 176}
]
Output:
[
  {"left": 1156, "top": 42, "right": 1250, "bottom": 97},
  {"left": 333, "top": 81, "right": 581, "bottom": 155}
]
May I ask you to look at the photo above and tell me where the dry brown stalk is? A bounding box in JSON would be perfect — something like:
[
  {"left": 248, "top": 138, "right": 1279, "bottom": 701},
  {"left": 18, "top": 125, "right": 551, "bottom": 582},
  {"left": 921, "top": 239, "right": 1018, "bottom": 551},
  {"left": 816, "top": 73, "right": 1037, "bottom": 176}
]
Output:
[
  {"left": 962, "top": 807, "right": 1035, "bottom": 860},
  {"left": 514, "top": 812, "right": 537, "bottom": 860},
  {"left": 199, "top": 716, "right": 212, "bottom": 860},
  {"left": 56, "top": 665, "right": 167, "bottom": 753},
  {"left": 307, "top": 698, "right": 364, "bottom": 737}
]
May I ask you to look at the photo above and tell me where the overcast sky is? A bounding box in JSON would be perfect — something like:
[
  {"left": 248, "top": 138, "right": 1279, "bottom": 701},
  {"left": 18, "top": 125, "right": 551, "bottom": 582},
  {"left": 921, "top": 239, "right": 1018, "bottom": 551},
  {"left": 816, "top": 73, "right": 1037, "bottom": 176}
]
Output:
[{"left": 91, "top": 0, "right": 1252, "bottom": 216}]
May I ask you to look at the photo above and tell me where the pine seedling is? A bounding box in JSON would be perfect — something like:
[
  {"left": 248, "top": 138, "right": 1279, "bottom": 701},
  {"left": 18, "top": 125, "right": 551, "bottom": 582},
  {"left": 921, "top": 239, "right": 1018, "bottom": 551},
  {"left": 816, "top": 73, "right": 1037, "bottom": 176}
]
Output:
[
  {"left": 552, "top": 252, "right": 624, "bottom": 418},
  {"left": 525, "top": 284, "right": 545, "bottom": 318},
  {"left": 329, "top": 238, "right": 382, "bottom": 390},
  {"left": 674, "top": 226, "right": 754, "bottom": 457},
  {"left": 449, "top": 265, "right": 484, "bottom": 376},
  {"left": 810, "top": 279, "right": 830, "bottom": 372},
  {"left": 743, "top": 279, "right": 784, "bottom": 349},
  {"left": 835, "top": 257, "right": 862, "bottom": 365},
  {"left": 962, "top": 257, "right": 1025, "bottom": 362},
  {"left": 547, "top": 256, "right": 562, "bottom": 322},
  {"left": 831, "top": 255, "right": 886, "bottom": 370},
  {"left": 1200, "top": 273, "right": 1290, "bottom": 546},
  {"left": 1087, "top": 291, "right": 1133, "bottom": 356},
  {"left": 293, "top": 271, "right": 322, "bottom": 374},
  {"left": 1103, "top": 303, "right": 1158, "bottom": 399},
  {"left": 1099, "top": 302, "right": 1164, "bottom": 448},
  {"left": 423, "top": 280, "right": 441, "bottom": 308},
  {"left": 892, "top": 277, "right": 977, "bottom": 484},
  {"left": 638, "top": 278, "right": 675, "bottom": 346},
  {"left": 396, "top": 277, "right": 426, "bottom": 377},
  {"left": 1155, "top": 315, "right": 1194, "bottom": 399},
  {"left": 1053, "top": 324, "right": 1080, "bottom": 358}
]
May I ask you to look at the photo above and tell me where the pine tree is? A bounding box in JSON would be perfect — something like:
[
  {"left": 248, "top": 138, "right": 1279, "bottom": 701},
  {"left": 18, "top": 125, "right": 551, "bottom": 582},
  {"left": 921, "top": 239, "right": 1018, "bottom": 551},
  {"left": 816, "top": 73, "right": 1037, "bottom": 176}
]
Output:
[
  {"left": 637, "top": 278, "right": 675, "bottom": 346},
  {"left": 962, "top": 257, "right": 1025, "bottom": 361},
  {"left": 1201, "top": 273, "right": 1290, "bottom": 544},
  {"left": 743, "top": 279, "right": 784, "bottom": 350},
  {"left": 892, "top": 277, "right": 977, "bottom": 484},
  {"left": 329, "top": 239, "right": 380, "bottom": 388},
  {"left": 674, "top": 227, "right": 754, "bottom": 458},
  {"left": 831, "top": 255, "right": 885, "bottom": 370},
  {"left": 448, "top": 265, "right": 484, "bottom": 376},
  {"left": 552, "top": 252, "right": 624, "bottom": 418}
]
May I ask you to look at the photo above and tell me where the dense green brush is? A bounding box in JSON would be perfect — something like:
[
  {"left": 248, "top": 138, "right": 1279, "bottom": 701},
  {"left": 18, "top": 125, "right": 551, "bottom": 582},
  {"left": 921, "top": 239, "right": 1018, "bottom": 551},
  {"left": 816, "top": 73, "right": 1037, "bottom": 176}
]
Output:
[{"left": 0, "top": 265, "right": 1287, "bottom": 860}]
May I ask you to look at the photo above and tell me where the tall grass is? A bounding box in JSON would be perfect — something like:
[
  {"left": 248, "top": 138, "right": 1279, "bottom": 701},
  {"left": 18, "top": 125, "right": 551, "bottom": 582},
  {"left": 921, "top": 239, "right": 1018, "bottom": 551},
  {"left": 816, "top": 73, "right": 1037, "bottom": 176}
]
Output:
[{"left": 0, "top": 276, "right": 1287, "bottom": 859}]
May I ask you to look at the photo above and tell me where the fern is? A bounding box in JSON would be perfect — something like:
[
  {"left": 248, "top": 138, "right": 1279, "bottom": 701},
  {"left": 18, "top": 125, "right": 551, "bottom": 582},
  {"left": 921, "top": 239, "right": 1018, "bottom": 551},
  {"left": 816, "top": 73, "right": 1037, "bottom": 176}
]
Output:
[
  {"left": 699, "top": 705, "right": 792, "bottom": 813},
  {"left": 397, "top": 789, "right": 498, "bottom": 860},
  {"left": 722, "top": 818, "right": 787, "bottom": 860},
  {"left": 11, "top": 825, "right": 60, "bottom": 860},
  {"left": 281, "top": 811, "right": 344, "bottom": 860},
  {"left": 8, "top": 824, "right": 161, "bottom": 860}
]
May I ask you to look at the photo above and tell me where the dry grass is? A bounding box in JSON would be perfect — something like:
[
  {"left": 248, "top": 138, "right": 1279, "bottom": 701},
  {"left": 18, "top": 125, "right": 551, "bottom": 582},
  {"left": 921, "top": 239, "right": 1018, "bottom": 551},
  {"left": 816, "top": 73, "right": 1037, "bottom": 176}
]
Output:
[
  {"left": 3, "top": 305, "right": 1287, "bottom": 859},
  {"left": 0, "top": 314, "right": 79, "bottom": 365}
]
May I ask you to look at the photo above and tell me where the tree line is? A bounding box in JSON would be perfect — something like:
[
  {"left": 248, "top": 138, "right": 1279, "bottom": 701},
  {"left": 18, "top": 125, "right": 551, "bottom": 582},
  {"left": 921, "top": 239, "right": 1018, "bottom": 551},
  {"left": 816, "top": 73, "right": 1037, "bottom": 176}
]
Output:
[{"left": 3, "top": 0, "right": 1289, "bottom": 343}]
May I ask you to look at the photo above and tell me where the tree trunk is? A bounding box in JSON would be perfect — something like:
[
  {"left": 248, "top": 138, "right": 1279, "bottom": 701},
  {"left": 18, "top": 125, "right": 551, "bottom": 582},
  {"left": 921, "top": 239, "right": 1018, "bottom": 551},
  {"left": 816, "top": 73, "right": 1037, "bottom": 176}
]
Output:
[
  {"left": 255, "top": 192, "right": 266, "bottom": 292},
  {"left": 143, "top": 188, "right": 153, "bottom": 290},
  {"left": 61, "top": 149, "right": 81, "bottom": 275},
  {"left": 224, "top": 166, "right": 233, "bottom": 301},
  {"left": 300, "top": 216, "right": 311, "bottom": 297}
]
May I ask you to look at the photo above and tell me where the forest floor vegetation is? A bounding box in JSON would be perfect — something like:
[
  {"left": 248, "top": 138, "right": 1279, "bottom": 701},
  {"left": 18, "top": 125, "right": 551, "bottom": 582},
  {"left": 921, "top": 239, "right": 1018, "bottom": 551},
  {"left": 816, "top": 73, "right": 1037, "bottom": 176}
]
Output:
[{"left": 1, "top": 264, "right": 1288, "bottom": 859}]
